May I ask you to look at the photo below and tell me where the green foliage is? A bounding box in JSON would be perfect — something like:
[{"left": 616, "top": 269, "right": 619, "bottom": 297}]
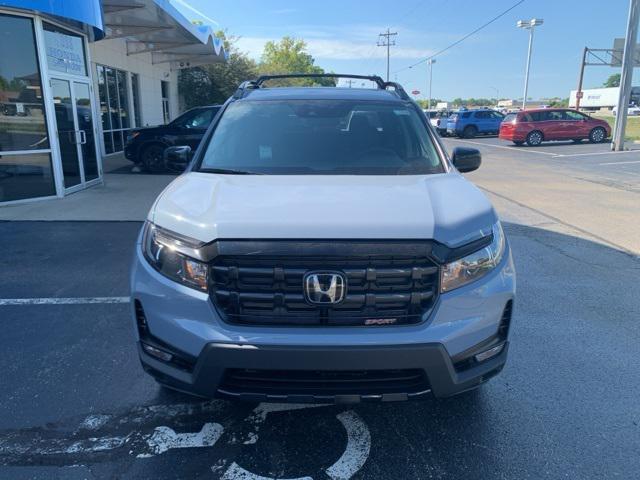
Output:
[
  {"left": 258, "top": 37, "right": 335, "bottom": 86},
  {"left": 178, "top": 30, "right": 257, "bottom": 109},
  {"left": 416, "top": 99, "right": 442, "bottom": 109},
  {"left": 179, "top": 34, "right": 337, "bottom": 108},
  {"left": 603, "top": 73, "right": 621, "bottom": 88},
  {"left": 548, "top": 97, "right": 569, "bottom": 107}
]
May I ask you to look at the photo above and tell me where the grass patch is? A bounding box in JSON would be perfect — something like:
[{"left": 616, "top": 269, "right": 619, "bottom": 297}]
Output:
[{"left": 592, "top": 115, "right": 640, "bottom": 141}]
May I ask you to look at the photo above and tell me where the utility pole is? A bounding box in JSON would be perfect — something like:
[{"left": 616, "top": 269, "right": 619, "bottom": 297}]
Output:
[
  {"left": 377, "top": 28, "right": 397, "bottom": 81},
  {"left": 427, "top": 59, "right": 436, "bottom": 109},
  {"left": 575, "top": 47, "right": 588, "bottom": 110},
  {"left": 612, "top": 0, "right": 639, "bottom": 151}
]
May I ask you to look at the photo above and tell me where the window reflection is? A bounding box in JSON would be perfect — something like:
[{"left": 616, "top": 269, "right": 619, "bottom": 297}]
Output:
[
  {"left": 97, "top": 64, "right": 131, "bottom": 154},
  {"left": 0, "top": 152, "right": 55, "bottom": 201},
  {"left": 0, "top": 14, "right": 49, "bottom": 152},
  {"left": 0, "top": 13, "right": 55, "bottom": 202}
]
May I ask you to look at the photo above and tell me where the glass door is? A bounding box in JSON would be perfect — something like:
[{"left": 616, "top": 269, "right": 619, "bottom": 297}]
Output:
[
  {"left": 50, "top": 78, "right": 98, "bottom": 190},
  {"left": 74, "top": 82, "right": 98, "bottom": 181},
  {"left": 51, "top": 78, "right": 82, "bottom": 189}
]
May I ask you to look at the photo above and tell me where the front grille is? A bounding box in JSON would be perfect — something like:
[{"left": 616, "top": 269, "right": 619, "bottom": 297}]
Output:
[
  {"left": 209, "top": 246, "right": 439, "bottom": 326},
  {"left": 220, "top": 368, "right": 429, "bottom": 396}
]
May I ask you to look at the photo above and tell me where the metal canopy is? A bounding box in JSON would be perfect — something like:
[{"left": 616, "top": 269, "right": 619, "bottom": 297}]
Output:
[{"left": 101, "top": 0, "right": 227, "bottom": 69}]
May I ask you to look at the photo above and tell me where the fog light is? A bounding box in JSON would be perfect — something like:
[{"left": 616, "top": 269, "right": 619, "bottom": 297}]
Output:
[
  {"left": 142, "top": 343, "right": 173, "bottom": 362},
  {"left": 474, "top": 343, "right": 505, "bottom": 363}
]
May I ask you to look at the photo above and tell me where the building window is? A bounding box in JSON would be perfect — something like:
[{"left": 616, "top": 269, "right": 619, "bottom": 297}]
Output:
[
  {"left": 0, "top": 13, "right": 55, "bottom": 202},
  {"left": 131, "top": 73, "right": 142, "bottom": 127},
  {"left": 161, "top": 80, "right": 170, "bottom": 124},
  {"left": 96, "top": 64, "right": 132, "bottom": 154}
]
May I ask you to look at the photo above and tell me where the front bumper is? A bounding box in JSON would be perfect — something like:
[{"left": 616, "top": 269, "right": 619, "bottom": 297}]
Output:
[
  {"left": 123, "top": 144, "right": 137, "bottom": 161},
  {"left": 139, "top": 340, "right": 509, "bottom": 402},
  {"left": 131, "top": 238, "right": 516, "bottom": 402}
]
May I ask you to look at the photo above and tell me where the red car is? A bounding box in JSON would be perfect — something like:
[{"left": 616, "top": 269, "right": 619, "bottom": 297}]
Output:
[{"left": 499, "top": 108, "right": 611, "bottom": 146}]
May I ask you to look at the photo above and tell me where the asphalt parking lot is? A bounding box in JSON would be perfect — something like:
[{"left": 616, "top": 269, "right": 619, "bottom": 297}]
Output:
[
  {"left": 1, "top": 139, "right": 639, "bottom": 479},
  {"left": 444, "top": 136, "right": 640, "bottom": 193}
]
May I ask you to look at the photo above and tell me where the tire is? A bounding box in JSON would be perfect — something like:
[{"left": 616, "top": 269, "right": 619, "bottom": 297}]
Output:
[
  {"left": 589, "top": 127, "right": 606, "bottom": 144},
  {"left": 463, "top": 125, "right": 477, "bottom": 138},
  {"left": 526, "top": 130, "right": 543, "bottom": 146},
  {"left": 140, "top": 144, "right": 166, "bottom": 173},
  {"left": 513, "top": 141, "right": 524, "bottom": 146}
]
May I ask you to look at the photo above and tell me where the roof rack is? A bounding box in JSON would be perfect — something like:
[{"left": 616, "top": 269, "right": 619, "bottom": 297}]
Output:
[{"left": 232, "top": 73, "right": 411, "bottom": 101}]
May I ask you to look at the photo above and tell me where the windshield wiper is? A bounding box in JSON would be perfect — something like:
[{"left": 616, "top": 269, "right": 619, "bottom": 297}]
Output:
[{"left": 200, "top": 168, "right": 264, "bottom": 175}]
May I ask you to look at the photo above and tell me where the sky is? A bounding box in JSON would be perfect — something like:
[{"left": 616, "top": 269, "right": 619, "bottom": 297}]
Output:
[{"left": 181, "top": 0, "right": 636, "bottom": 102}]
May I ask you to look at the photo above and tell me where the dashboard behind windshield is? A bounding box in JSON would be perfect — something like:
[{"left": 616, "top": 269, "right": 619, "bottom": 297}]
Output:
[{"left": 199, "top": 99, "right": 445, "bottom": 175}]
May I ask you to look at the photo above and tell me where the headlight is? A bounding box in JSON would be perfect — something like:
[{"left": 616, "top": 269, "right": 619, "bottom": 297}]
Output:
[
  {"left": 440, "top": 221, "right": 506, "bottom": 293},
  {"left": 142, "top": 222, "right": 208, "bottom": 291},
  {"left": 126, "top": 131, "right": 140, "bottom": 143}
]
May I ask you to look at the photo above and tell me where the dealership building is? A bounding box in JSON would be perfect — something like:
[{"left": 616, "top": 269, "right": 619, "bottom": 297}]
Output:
[{"left": 0, "top": 0, "right": 226, "bottom": 205}]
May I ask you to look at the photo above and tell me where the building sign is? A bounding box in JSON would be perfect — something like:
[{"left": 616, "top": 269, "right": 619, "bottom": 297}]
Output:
[{"left": 43, "top": 29, "right": 86, "bottom": 75}]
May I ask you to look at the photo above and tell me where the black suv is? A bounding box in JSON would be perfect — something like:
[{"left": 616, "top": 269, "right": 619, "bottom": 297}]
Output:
[{"left": 124, "top": 105, "right": 221, "bottom": 172}]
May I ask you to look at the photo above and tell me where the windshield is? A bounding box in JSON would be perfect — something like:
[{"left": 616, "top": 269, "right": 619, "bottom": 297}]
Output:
[{"left": 199, "top": 100, "right": 444, "bottom": 175}]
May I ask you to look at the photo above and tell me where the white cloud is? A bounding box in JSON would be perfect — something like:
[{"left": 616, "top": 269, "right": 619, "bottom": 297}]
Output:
[{"left": 235, "top": 36, "right": 434, "bottom": 61}]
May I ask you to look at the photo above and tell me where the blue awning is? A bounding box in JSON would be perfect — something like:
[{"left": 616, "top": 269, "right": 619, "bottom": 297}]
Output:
[
  {"left": 0, "top": 0, "right": 105, "bottom": 39},
  {"left": 102, "top": 0, "right": 227, "bottom": 69}
]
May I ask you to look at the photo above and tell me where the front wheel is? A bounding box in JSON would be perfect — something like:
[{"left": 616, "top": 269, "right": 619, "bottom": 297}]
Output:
[
  {"left": 526, "top": 130, "right": 543, "bottom": 146},
  {"left": 141, "top": 144, "right": 166, "bottom": 173},
  {"left": 589, "top": 127, "right": 606, "bottom": 143}
]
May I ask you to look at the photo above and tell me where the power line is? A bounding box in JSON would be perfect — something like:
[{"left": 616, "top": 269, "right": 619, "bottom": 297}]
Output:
[
  {"left": 394, "top": 0, "right": 526, "bottom": 75},
  {"left": 377, "top": 28, "right": 398, "bottom": 81}
]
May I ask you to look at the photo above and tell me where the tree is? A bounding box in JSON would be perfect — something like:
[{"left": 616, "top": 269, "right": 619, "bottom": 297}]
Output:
[
  {"left": 178, "top": 30, "right": 257, "bottom": 109},
  {"left": 258, "top": 37, "right": 335, "bottom": 86},
  {"left": 603, "top": 73, "right": 621, "bottom": 88},
  {"left": 416, "top": 99, "right": 442, "bottom": 109}
]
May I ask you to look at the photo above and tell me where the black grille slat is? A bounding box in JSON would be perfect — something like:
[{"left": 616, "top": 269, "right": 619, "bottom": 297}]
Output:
[
  {"left": 209, "top": 246, "right": 439, "bottom": 326},
  {"left": 221, "top": 368, "right": 430, "bottom": 395}
]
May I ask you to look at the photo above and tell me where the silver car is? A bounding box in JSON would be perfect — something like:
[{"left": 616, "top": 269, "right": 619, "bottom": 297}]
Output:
[{"left": 130, "top": 74, "right": 516, "bottom": 403}]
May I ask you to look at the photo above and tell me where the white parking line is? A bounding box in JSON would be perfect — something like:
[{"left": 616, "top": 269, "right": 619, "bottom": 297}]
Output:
[
  {"left": 598, "top": 159, "right": 640, "bottom": 166},
  {"left": 449, "top": 139, "right": 559, "bottom": 156},
  {"left": 556, "top": 150, "right": 640, "bottom": 158},
  {"left": 0, "top": 296, "right": 130, "bottom": 306}
]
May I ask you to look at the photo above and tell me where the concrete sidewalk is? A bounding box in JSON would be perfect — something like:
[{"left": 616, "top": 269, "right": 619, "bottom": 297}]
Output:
[{"left": 0, "top": 173, "right": 174, "bottom": 221}]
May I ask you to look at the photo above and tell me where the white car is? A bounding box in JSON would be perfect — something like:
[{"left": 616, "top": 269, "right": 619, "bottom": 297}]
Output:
[
  {"left": 423, "top": 109, "right": 449, "bottom": 135},
  {"left": 612, "top": 105, "right": 640, "bottom": 116}
]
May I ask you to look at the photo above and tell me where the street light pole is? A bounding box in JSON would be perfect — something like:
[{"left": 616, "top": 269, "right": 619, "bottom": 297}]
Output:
[
  {"left": 490, "top": 86, "right": 499, "bottom": 103},
  {"left": 427, "top": 59, "right": 436, "bottom": 109},
  {"left": 517, "top": 18, "right": 544, "bottom": 110}
]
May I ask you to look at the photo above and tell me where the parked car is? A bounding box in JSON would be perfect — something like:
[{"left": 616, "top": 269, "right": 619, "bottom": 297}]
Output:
[
  {"left": 124, "top": 105, "right": 221, "bottom": 172},
  {"left": 130, "top": 74, "right": 516, "bottom": 403},
  {"left": 612, "top": 104, "right": 640, "bottom": 116},
  {"left": 499, "top": 108, "right": 611, "bottom": 146},
  {"left": 447, "top": 108, "right": 504, "bottom": 138},
  {"left": 423, "top": 109, "right": 450, "bottom": 135}
]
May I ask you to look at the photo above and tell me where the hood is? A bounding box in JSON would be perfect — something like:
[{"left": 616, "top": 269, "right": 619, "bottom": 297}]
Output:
[
  {"left": 150, "top": 172, "right": 497, "bottom": 247},
  {"left": 133, "top": 125, "right": 163, "bottom": 134}
]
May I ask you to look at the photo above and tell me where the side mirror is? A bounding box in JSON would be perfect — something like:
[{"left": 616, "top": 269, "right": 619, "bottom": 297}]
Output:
[
  {"left": 451, "top": 147, "right": 481, "bottom": 173},
  {"left": 164, "top": 146, "right": 192, "bottom": 172}
]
